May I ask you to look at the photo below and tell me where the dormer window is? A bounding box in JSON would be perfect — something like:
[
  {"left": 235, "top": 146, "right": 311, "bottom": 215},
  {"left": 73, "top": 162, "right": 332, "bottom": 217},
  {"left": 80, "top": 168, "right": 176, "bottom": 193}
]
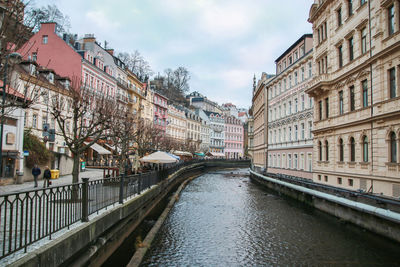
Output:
[
  {"left": 30, "top": 64, "right": 36, "bottom": 76},
  {"left": 48, "top": 73, "right": 54, "bottom": 84},
  {"left": 65, "top": 80, "right": 70, "bottom": 90},
  {"left": 32, "top": 52, "right": 37, "bottom": 62}
]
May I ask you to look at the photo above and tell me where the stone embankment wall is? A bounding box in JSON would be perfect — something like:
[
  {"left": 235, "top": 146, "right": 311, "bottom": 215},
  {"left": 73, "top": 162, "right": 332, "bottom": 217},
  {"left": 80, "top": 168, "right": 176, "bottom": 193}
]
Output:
[{"left": 250, "top": 170, "right": 400, "bottom": 243}]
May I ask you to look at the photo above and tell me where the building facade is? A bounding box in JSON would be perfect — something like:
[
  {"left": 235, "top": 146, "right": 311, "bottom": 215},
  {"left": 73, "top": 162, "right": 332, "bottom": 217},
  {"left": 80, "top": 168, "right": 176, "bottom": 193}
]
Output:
[
  {"left": 185, "top": 109, "right": 202, "bottom": 151},
  {"left": 266, "top": 34, "right": 314, "bottom": 179},
  {"left": 252, "top": 73, "right": 273, "bottom": 170},
  {"left": 307, "top": 0, "right": 400, "bottom": 197},
  {"left": 224, "top": 115, "right": 244, "bottom": 159},
  {"left": 153, "top": 92, "right": 168, "bottom": 133},
  {"left": 204, "top": 111, "right": 225, "bottom": 155},
  {"left": 167, "top": 105, "right": 187, "bottom": 144}
]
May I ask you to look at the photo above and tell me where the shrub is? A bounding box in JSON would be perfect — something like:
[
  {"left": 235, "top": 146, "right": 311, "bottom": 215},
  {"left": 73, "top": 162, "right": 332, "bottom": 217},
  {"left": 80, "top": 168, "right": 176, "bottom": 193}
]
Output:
[{"left": 23, "top": 130, "right": 52, "bottom": 168}]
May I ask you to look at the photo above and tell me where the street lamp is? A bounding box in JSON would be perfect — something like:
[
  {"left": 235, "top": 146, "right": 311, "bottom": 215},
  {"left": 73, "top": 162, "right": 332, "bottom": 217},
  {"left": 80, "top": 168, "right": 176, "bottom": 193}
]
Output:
[{"left": 0, "top": 52, "right": 22, "bottom": 177}]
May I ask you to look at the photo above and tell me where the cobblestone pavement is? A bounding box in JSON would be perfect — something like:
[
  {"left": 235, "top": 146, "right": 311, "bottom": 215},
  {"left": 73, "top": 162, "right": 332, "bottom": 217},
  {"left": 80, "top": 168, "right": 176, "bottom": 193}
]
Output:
[{"left": 0, "top": 168, "right": 105, "bottom": 195}]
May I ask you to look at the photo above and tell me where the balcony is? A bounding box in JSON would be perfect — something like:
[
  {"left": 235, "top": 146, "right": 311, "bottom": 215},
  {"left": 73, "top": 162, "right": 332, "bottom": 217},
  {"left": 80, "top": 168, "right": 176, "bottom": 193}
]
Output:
[{"left": 116, "top": 94, "right": 128, "bottom": 103}]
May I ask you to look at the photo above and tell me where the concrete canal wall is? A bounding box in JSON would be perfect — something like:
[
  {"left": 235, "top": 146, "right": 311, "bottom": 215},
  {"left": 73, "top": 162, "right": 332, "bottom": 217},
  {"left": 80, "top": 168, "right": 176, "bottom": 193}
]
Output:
[
  {"left": 12, "top": 160, "right": 249, "bottom": 267},
  {"left": 250, "top": 170, "right": 400, "bottom": 243}
]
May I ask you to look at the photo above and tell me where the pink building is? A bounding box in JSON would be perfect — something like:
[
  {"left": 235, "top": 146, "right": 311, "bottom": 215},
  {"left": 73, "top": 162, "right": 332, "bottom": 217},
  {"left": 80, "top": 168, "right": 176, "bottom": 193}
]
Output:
[
  {"left": 153, "top": 92, "right": 168, "bottom": 133},
  {"left": 224, "top": 115, "right": 244, "bottom": 159},
  {"left": 18, "top": 23, "right": 117, "bottom": 97}
]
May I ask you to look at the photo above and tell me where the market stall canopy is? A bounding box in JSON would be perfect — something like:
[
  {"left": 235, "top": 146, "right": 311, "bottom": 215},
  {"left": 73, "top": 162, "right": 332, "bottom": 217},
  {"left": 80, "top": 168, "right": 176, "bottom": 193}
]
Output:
[
  {"left": 206, "top": 152, "right": 225, "bottom": 157},
  {"left": 172, "top": 150, "right": 193, "bottom": 157},
  {"left": 104, "top": 143, "right": 121, "bottom": 154},
  {"left": 194, "top": 152, "right": 205, "bottom": 157},
  {"left": 84, "top": 142, "right": 112, "bottom": 155},
  {"left": 140, "top": 151, "right": 179, "bottom": 164},
  {"left": 167, "top": 152, "right": 180, "bottom": 160}
]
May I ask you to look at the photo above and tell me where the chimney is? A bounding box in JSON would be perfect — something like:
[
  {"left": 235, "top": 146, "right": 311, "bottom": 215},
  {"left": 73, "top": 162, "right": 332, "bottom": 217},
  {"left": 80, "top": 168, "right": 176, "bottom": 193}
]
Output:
[
  {"left": 40, "top": 22, "right": 57, "bottom": 33},
  {"left": 83, "top": 34, "right": 96, "bottom": 43},
  {"left": 106, "top": 49, "right": 114, "bottom": 56}
]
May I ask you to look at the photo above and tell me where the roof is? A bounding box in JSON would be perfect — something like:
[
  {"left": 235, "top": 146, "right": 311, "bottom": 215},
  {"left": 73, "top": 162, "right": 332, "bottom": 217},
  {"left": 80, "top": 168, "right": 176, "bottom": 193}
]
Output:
[
  {"left": 275, "top": 34, "right": 313, "bottom": 63},
  {"left": 204, "top": 110, "right": 223, "bottom": 117}
]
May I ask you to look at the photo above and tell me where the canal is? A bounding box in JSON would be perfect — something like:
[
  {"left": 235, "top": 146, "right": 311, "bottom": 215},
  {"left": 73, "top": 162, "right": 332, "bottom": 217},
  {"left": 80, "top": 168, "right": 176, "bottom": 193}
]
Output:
[{"left": 139, "top": 168, "right": 400, "bottom": 266}]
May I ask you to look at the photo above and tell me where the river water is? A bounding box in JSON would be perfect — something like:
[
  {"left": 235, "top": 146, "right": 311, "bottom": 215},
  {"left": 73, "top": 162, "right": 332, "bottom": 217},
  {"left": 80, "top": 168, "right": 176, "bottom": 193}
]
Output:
[{"left": 140, "top": 169, "right": 400, "bottom": 266}]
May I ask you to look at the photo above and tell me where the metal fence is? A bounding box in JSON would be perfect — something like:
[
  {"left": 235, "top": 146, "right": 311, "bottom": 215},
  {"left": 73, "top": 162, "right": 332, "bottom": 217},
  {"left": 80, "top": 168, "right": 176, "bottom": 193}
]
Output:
[{"left": 0, "top": 159, "right": 249, "bottom": 260}]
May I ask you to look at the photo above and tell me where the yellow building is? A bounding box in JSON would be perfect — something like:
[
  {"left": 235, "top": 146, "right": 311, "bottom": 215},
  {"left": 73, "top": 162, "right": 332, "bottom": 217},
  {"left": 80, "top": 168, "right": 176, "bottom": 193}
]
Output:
[{"left": 126, "top": 69, "right": 145, "bottom": 119}]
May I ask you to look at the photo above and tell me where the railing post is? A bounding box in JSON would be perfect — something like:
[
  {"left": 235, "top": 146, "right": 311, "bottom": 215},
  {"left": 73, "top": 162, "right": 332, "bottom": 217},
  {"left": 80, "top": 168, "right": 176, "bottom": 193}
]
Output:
[
  {"left": 119, "top": 173, "right": 125, "bottom": 204},
  {"left": 81, "top": 178, "right": 89, "bottom": 222}
]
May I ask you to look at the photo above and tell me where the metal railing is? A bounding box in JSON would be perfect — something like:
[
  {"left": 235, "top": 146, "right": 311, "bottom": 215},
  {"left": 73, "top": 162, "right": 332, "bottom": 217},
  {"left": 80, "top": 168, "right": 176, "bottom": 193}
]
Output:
[{"left": 0, "top": 159, "right": 249, "bottom": 260}]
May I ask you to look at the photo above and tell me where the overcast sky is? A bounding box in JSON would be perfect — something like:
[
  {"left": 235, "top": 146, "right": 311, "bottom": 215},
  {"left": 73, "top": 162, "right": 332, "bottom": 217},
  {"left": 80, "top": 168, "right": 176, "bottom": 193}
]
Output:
[{"left": 33, "top": 0, "right": 314, "bottom": 109}]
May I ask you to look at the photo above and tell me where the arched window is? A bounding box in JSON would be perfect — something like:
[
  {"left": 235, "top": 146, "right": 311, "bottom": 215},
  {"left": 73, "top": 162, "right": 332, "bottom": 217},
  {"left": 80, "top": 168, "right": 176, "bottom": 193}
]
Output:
[
  {"left": 350, "top": 137, "right": 355, "bottom": 162},
  {"left": 362, "top": 136, "right": 368, "bottom": 162},
  {"left": 318, "top": 141, "right": 322, "bottom": 161},
  {"left": 390, "top": 132, "right": 397, "bottom": 163},
  {"left": 325, "top": 140, "right": 329, "bottom": 161},
  {"left": 339, "top": 138, "right": 344, "bottom": 162}
]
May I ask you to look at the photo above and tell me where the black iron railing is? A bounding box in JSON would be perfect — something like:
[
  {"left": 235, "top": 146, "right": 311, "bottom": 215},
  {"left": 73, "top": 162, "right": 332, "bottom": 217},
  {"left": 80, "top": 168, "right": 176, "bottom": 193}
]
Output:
[{"left": 0, "top": 159, "right": 249, "bottom": 260}]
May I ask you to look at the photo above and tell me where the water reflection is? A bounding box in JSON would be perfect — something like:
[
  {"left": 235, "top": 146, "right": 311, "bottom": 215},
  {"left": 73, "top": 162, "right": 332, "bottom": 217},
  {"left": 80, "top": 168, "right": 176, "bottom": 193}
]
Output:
[{"left": 141, "top": 169, "right": 400, "bottom": 266}]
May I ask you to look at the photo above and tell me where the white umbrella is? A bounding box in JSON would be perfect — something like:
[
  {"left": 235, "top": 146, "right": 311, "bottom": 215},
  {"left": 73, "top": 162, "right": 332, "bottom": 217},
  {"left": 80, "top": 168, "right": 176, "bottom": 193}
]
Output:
[{"left": 140, "top": 151, "right": 179, "bottom": 164}]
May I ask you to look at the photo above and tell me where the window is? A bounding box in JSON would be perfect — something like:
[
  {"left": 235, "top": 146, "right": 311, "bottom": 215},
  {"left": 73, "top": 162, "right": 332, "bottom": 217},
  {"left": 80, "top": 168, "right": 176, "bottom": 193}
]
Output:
[
  {"left": 318, "top": 175, "right": 322, "bottom": 181},
  {"left": 361, "top": 27, "right": 367, "bottom": 54},
  {"left": 301, "top": 67, "right": 305, "bottom": 81},
  {"left": 309, "top": 121, "right": 313, "bottom": 139},
  {"left": 319, "top": 141, "right": 323, "bottom": 161},
  {"left": 348, "top": 0, "right": 353, "bottom": 16},
  {"left": 339, "top": 138, "right": 344, "bottom": 162},
  {"left": 294, "top": 72, "right": 298, "bottom": 85},
  {"left": 363, "top": 136, "right": 369, "bottom": 162},
  {"left": 288, "top": 154, "right": 292, "bottom": 168},
  {"left": 324, "top": 175, "right": 328, "bottom": 182},
  {"left": 350, "top": 86, "right": 355, "bottom": 111},
  {"left": 389, "top": 68, "right": 396, "bottom": 98},
  {"left": 325, "top": 140, "right": 329, "bottom": 161},
  {"left": 362, "top": 80, "right": 368, "bottom": 107},
  {"left": 294, "top": 154, "right": 298, "bottom": 169},
  {"left": 308, "top": 62, "right": 312, "bottom": 78},
  {"left": 289, "top": 127, "right": 292, "bottom": 141},
  {"left": 348, "top": 179, "right": 354, "bottom": 186},
  {"left": 301, "top": 95, "right": 305, "bottom": 110},
  {"left": 339, "top": 90, "right": 344, "bottom": 115},
  {"left": 301, "top": 123, "right": 305, "bottom": 140},
  {"left": 337, "top": 8, "right": 342, "bottom": 26},
  {"left": 338, "top": 177, "right": 342, "bottom": 184},
  {"left": 289, "top": 101, "right": 292, "bottom": 114},
  {"left": 294, "top": 125, "right": 298, "bottom": 141},
  {"left": 32, "top": 114, "right": 37, "bottom": 128},
  {"left": 295, "top": 98, "right": 298, "bottom": 112},
  {"left": 32, "top": 52, "right": 37, "bottom": 62},
  {"left": 349, "top": 37, "right": 354, "bottom": 61},
  {"left": 350, "top": 137, "right": 356, "bottom": 162},
  {"left": 388, "top": 5, "right": 395, "bottom": 36},
  {"left": 319, "top": 100, "right": 323, "bottom": 120},
  {"left": 325, "top": 98, "right": 329, "bottom": 118},
  {"left": 390, "top": 132, "right": 397, "bottom": 163},
  {"left": 42, "top": 35, "right": 48, "bottom": 44},
  {"left": 338, "top": 45, "right": 343, "bottom": 68}
]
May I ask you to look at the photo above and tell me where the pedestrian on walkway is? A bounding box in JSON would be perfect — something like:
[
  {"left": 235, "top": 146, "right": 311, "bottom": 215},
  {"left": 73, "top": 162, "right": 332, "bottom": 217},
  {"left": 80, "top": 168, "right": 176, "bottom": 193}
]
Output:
[
  {"left": 43, "top": 166, "right": 51, "bottom": 188},
  {"left": 31, "top": 165, "right": 41, "bottom": 188}
]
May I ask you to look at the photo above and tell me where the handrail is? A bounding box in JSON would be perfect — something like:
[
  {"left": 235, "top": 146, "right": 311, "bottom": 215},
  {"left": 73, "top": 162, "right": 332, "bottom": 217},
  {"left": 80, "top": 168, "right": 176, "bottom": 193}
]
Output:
[{"left": 0, "top": 159, "right": 249, "bottom": 260}]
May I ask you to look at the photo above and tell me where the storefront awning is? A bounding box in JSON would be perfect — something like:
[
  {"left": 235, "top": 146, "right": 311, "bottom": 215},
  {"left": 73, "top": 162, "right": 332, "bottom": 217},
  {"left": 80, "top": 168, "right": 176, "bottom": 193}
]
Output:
[{"left": 84, "top": 142, "right": 112, "bottom": 155}]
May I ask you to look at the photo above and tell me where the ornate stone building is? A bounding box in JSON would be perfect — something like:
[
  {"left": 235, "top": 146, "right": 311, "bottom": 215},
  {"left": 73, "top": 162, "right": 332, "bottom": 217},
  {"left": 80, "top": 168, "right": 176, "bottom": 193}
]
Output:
[
  {"left": 252, "top": 73, "right": 273, "bottom": 170},
  {"left": 224, "top": 115, "right": 244, "bottom": 159},
  {"left": 307, "top": 0, "right": 400, "bottom": 197},
  {"left": 266, "top": 34, "right": 314, "bottom": 179},
  {"left": 167, "top": 104, "right": 187, "bottom": 144}
]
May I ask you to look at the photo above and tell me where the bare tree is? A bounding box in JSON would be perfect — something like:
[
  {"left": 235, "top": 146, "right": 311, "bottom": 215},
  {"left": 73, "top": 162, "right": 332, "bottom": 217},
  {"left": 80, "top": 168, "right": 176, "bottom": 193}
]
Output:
[
  {"left": 50, "top": 77, "right": 116, "bottom": 184},
  {"left": 109, "top": 105, "right": 137, "bottom": 174},
  {"left": 152, "top": 67, "right": 190, "bottom": 105},
  {"left": 0, "top": 1, "right": 43, "bottom": 123},
  {"left": 24, "top": 3, "right": 71, "bottom": 34},
  {"left": 134, "top": 119, "right": 164, "bottom": 157},
  {"left": 117, "top": 50, "right": 152, "bottom": 81}
]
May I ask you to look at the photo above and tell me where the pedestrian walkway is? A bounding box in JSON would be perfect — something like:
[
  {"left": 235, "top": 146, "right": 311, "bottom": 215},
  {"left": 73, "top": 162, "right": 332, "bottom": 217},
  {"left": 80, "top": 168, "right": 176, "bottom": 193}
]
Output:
[{"left": 0, "top": 168, "right": 105, "bottom": 195}]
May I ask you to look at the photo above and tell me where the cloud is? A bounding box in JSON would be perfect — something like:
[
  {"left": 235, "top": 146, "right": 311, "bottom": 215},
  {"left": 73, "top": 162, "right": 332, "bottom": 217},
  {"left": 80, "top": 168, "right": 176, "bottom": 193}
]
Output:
[{"left": 85, "top": 9, "right": 121, "bottom": 32}]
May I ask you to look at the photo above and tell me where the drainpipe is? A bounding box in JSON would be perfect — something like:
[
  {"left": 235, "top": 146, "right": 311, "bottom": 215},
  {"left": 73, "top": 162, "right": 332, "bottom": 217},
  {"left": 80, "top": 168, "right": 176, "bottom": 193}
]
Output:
[{"left": 368, "top": 0, "right": 374, "bottom": 193}]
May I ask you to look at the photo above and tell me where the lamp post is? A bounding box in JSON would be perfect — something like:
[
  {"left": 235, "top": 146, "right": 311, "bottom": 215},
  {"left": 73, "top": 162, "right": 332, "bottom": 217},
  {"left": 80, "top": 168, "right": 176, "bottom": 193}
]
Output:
[{"left": 0, "top": 52, "right": 22, "bottom": 177}]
